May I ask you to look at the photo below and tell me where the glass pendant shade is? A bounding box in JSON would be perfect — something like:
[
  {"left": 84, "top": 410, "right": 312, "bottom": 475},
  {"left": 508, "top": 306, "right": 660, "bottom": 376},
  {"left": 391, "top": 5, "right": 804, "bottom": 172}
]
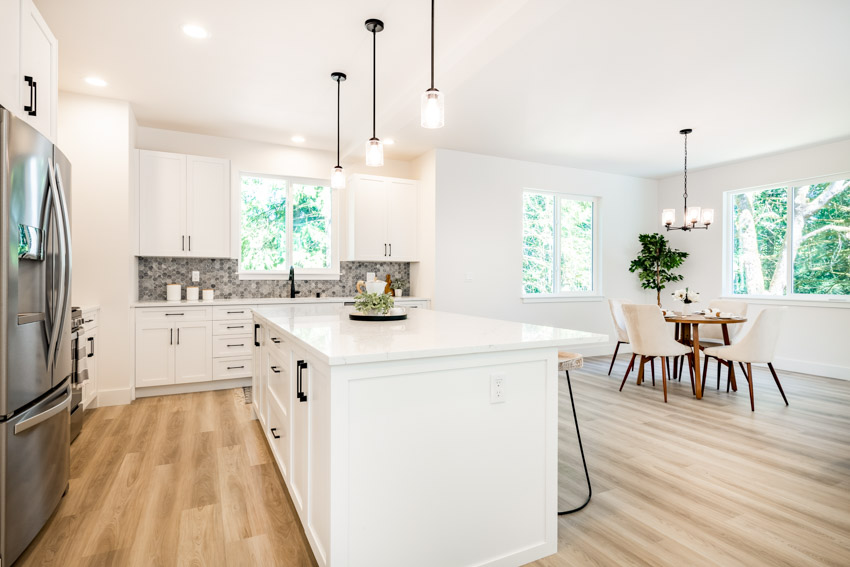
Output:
[
  {"left": 686, "top": 206, "right": 701, "bottom": 226},
  {"left": 365, "top": 138, "right": 384, "bottom": 167},
  {"left": 331, "top": 166, "right": 346, "bottom": 189},
  {"left": 662, "top": 209, "right": 676, "bottom": 227},
  {"left": 421, "top": 88, "right": 444, "bottom": 129},
  {"left": 701, "top": 208, "right": 715, "bottom": 226}
]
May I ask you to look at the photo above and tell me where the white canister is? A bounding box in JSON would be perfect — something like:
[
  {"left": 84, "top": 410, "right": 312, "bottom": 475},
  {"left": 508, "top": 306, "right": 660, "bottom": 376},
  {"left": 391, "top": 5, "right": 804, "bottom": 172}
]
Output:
[
  {"left": 166, "top": 284, "right": 182, "bottom": 302},
  {"left": 202, "top": 289, "right": 215, "bottom": 301},
  {"left": 186, "top": 286, "right": 200, "bottom": 302}
]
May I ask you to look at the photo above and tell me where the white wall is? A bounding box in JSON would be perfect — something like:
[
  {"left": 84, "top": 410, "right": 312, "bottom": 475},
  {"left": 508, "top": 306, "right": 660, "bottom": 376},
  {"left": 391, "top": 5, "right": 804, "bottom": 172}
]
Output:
[
  {"left": 431, "top": 149, "right": 657, "bottom": 354},
  {"left": 59, "top": 92, "right": 135, "bottom": 405},
  {"left": 411, "top": 151, "right": 436, "bottom": 299},
  {"left": 657, "top": 139, "right": 850, "bottom": 380}
]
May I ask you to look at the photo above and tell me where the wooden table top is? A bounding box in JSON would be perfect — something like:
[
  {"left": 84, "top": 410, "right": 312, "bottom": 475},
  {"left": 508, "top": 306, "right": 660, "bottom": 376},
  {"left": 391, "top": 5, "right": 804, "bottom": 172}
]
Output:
[{"left": 663, "top": 313, "right": 748, "bottom": 324}]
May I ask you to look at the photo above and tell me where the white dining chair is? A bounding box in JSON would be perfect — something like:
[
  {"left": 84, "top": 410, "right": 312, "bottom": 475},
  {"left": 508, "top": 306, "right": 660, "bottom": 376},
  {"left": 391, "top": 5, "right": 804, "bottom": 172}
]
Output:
[
  {"left": 700, "top": 299, "right": 749, "bottom": 389},
  {"left": 620, "top": 304, "right": 694, "bottom": 403},
  {"left": 703, "top": 308, "right": 788, "bottom": 411},
  {"left": 607, "top": 299, "right": 633, "bottom": 375}
]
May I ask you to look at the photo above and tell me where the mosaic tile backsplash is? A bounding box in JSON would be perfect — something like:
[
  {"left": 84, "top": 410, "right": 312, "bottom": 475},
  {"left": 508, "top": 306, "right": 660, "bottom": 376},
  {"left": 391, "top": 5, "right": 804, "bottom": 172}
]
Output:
[{"left": 137, "top": 258, "right": 411, "bottom": 301}]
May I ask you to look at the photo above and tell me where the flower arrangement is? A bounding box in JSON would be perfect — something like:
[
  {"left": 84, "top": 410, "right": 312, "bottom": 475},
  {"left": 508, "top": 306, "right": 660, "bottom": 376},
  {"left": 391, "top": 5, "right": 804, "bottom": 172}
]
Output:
[
  {"left": 672, "top": 287, "right": 700, "bottom": 304},
  {"left": 354, "top": 292, "right": 394, "bottom": 315}
]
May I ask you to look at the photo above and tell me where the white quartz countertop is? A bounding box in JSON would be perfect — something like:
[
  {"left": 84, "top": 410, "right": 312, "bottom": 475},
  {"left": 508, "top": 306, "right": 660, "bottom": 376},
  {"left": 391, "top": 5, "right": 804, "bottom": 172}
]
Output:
[
  {"left": 252, "top": 304, "right": 606, "bottom": 366},
  {"left": 133, "top": 296, "right": 430, "bottom": 308}
]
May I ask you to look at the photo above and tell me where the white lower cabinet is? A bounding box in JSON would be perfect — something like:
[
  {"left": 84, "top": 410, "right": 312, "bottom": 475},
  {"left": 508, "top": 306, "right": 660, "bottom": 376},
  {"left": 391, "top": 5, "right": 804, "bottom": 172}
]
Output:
[
  {"left": 81, "top": 308, "right": 99, "bottom": 408},
  {"left": 134, "top": 308, "right": 213, "bottom": 387},
  {"left": 174, "top": 321, "right": 213, "bottom": 383},
  {"left": 135, "top": 320, "right": 176, "bottom": 387}
]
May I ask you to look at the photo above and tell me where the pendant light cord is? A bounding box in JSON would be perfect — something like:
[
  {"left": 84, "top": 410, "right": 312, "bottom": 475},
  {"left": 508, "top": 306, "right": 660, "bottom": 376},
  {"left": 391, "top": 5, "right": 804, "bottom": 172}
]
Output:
[
  {"left": 683, "top": 131, "right": 688, "bottom": 210},
  {"left": 336, "top": 78, "right": 341, "bottom": 168},
  {"left": 430, "top": 0, "right": 435, "bottom": 89},
  {"left": 372, "top": 28, "right": 377, "bottom": 139}
]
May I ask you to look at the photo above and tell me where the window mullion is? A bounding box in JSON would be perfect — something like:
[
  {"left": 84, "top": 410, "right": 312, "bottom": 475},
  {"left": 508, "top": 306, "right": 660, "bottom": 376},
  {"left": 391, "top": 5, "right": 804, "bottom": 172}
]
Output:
[
  {"left": 553, "top": 197, "right": 561, "bottom": 294},
  {"left": 286, "top": 181, "right": 294, "bottom": 267},
  {"left": 786, "top": 187, "right": 794, "bottom": 297}
]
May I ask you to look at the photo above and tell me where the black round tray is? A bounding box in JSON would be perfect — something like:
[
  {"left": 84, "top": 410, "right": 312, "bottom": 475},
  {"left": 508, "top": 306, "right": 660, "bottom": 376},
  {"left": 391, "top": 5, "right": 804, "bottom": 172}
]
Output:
[{"left": 349, "top": 312, "right": 408, "bottom": 321}]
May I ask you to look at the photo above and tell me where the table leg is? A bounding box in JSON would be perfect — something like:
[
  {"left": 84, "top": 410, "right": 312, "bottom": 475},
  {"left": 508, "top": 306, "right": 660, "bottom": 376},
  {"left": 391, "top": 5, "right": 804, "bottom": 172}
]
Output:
[
  {"left": 673, "top": 323, "right": 680, "bottom": 380},
  {"left": 637, "top": 356, "right": 645, "bottom": 385},
  {"left": 693, "top": 324, "right": 703, "bottom": 399},
  {"left": 721, "top": 324, "right": 737, "bottom": 392}
]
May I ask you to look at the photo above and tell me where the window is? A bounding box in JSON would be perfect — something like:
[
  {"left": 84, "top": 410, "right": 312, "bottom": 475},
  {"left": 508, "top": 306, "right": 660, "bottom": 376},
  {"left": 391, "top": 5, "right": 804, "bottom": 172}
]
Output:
[
  {"left": 239, "top": 174, "right": 339, "bottom": 278},
  {"left": 728, "top": 177, "right": 850, "bottom": 297},
  {"left": 522, "top": 191, "right": 598, "bottom": 297}
]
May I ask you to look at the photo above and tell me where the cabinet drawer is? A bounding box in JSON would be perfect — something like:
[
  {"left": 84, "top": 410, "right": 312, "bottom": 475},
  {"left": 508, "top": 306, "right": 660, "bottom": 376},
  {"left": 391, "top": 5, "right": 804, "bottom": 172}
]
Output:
[
  {"left": 266, "top": 394, "right": 290, "bottom": 479},
  {"left": 213, "top": 319, "right": 253, "bottom": 335},
  {"left": 213, "top": 356, "right": 253, "bottom": 380},
  {"left": 212, "top": 306, "right": 256, "bottom": 320},
  {"left": 136, "top": 307, "right": 211, "bottom": 322},
  {"left": 267, "top": 348, "right": 291, "bottom": 413},
  {"left": 266, "top": 327, "right": 288, "bottom": 352},
  {"left": 82, "top": 309, "right": 99, "bottom": 328},
  {"left": 212, "top": 334, "right": 252, "bottom": 358}
]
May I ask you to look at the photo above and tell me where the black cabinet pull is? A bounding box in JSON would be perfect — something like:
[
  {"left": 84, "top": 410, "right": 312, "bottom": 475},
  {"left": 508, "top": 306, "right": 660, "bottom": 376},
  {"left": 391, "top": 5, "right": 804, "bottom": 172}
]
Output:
[
  {"left": 270, "top": 427, "right": 280, "bottom": 439},
  {"left": 87, "top": 336, "right": 94, "bottom": 358},
  {"left": 188, "top": 235, "right": 191, "bottom": 251},
  {"left": 227, "top": 365, "right": 245, "bottom": 370},
  {"left": 226, "top": 325, "right": 244, "bottom": 329},
  {"left": 170, "top": 328, "right": 173, "bottom": 345},
  {"left": 23, "top": 76, "right": 37, "bottom": 116},
  {"left": 389, "top": 243, "right": 392, "bottom": 256},
  {"left": 270, "top": 366, "right": 280, "bottom": 373},
  {"left": 227, "top": 311, "right": 245, "bottom": 314},
  {"left": 182, "top": 235, "right": 185, "bottom": 251},
  {"left": 165, "top": 313, "right": 184, "bottom": 316},
  {"left": 84, "top": 318, "right": 94, "bottom": 323},
  {"left": 254, "top": 323, "right": 260, "bottom": 347},
  {"left": 384, "top": 243, "right": 387, "bottom": 256},
  {"left": 297, "top": 360, "right": 308, "bottom": 402},
  {"left": 226, "top": 343, "right": 244, "bottom": 347},
  {"left": 270, "top": 337, "right": 281, "bottom": 344},
  {"left": 177, "top": 328, "right": 180, "bottom": 345}
]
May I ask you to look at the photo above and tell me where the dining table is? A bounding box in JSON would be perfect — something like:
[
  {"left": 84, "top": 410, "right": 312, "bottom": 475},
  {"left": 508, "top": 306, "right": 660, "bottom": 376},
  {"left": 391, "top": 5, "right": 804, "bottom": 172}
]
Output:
[{"left": 663, "top": 313, "right": 748, "bottom": 399}]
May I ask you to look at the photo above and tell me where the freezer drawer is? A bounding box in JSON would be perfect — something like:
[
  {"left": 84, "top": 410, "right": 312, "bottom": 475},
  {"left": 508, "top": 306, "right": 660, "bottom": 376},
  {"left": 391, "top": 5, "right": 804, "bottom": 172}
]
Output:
[{"left": 0, "top": 380, "right": 71, "bottom": 565}]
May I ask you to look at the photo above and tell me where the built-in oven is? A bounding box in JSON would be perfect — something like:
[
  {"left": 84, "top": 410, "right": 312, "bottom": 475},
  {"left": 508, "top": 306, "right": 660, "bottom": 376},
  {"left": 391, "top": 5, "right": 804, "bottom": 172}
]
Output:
[{"left": 69, "top": 307, "right": 88, "bottom": 442}]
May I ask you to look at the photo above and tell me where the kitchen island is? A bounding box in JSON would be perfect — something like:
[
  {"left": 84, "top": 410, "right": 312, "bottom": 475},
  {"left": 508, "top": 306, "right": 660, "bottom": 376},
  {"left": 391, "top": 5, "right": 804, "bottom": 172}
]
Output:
[{"left": 252, "top": 304, "right": 606, "bottom": 567}]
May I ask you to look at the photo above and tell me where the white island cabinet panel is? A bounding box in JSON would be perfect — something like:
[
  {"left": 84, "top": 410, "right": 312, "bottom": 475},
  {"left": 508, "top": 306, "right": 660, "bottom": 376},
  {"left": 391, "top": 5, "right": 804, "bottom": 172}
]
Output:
[{"left": 252, "top": 305, "right": 606, "bottom": 567}]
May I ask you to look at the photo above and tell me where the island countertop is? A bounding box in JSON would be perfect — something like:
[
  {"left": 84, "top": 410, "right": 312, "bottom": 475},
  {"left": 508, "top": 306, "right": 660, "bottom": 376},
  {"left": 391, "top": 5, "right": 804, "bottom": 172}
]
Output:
[{"left": 252, "top": 304, "right": 606, "bottom": 366}]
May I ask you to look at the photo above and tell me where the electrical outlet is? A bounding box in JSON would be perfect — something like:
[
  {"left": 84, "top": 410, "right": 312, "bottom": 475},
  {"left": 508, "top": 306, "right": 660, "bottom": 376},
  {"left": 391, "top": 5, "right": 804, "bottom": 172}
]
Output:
[
  {"left": 490, "top": 374, "right": 506, "bottom": 404},
  {"left": 465, "top": 271, "right": 473, "bottom": 281},
  {"left": 192, "top": 270, "right": 200, "bottom": 282}
]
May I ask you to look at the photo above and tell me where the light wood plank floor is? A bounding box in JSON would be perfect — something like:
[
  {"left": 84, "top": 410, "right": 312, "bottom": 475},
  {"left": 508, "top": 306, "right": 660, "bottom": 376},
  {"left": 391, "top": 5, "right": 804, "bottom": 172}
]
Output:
[{"left": 16, "top": 358, "right": 850, "bottom": 566}]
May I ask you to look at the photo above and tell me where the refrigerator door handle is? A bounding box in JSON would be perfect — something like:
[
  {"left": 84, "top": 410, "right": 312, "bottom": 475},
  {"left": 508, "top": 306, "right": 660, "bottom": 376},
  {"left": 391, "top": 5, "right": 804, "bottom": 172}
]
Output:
[
  {"left": 13, "top": 385, "right": 72, "bottom": 435},
  {"left": 53, "top": 162, "right": 73, "bottom": 369},
  {"left": 45, "top": 160, "right": 65, "bottom": 370}
]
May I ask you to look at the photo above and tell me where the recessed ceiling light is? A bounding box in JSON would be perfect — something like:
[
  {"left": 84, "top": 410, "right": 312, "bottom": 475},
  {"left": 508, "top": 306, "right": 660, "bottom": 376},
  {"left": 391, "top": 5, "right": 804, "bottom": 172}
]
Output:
[
  {"left": 291, "top": 135, "right": 306, "bottom": 143},
  {"left": 384, "top": 138, "right": 395, "bottom": 145},
  {"left": 182, "top": 24, "right": 209, "bottom": 39},
  {"left": 85, "top": 77, "right": 107, "bottom": 87}
]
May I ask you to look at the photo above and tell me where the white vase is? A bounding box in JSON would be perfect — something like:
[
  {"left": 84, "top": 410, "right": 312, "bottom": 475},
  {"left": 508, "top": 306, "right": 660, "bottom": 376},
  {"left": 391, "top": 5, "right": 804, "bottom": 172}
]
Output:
[{"left": 394, "top": 289, "right": 403, "bottom": 297}]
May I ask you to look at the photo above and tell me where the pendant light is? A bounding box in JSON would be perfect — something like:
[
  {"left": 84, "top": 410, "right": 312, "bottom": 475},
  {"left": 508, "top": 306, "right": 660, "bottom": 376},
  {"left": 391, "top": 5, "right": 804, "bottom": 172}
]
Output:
[
  {"left": 420, "top": 0, "right": 444, "bottom": 128},
  {"left": 663, "top": 129, "right": 714, "bottom": 231},
  {"left": 365, "top": 19, "right": 384, "bottom": 167},
  {"left": 330, "top": 72, "right": 347, "bottom": 189}
]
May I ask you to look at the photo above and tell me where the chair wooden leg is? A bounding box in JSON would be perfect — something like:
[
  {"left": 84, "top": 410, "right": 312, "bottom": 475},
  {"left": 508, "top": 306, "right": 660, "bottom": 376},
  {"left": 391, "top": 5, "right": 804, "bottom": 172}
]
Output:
[
  {"left": 666, "top": 357, "right": 671, "bottom": 379},
  {"left": 688, "top": 354, "right": 695, "bottom": 395},
  {"left": 767, "top": 362, "right": 789, "bottom": 406},
  {"left": 727, "top": 362, "right": 734, "bottom": 393},
  {"left": 746, "top": 362, "right": 755, "bottom": 411},
  {"left": 716, "top": 359, "right": 721, "bottom": 390},
  {"left": 739, "top": 362, "right": 749, "bottom": 383},
  {"left": 608, "top": 341, "right": 622, "bottom": 376},
  {"left": 702, "top": 355, "right": 709, "bottom": 394},
  {"left": 678, "top": 356, "right": 684, "bottom": 382},
  {"left": 637, "top": 356, "right": 646, "bottom": 386},
  {"left": 619, "top": 354, "right": 637, "bottom": 391},
  {"left": 650, "top": 357, "right": 655, "bottom": 385},
  {"left": 661, "top": 356, "right": 668, "bottom": 403}
]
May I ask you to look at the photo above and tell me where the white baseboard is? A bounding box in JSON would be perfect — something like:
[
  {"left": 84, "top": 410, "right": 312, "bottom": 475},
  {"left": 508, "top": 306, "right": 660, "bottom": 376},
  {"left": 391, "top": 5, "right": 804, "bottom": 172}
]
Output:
[
  {"left": 96, "top": 388, "right": 132, "bottom": 407},
  {"left": 773, "top": 357, "right": 850, "bottom": 381},
  {"left": 135, "top": 377, "right": 251, "bottom": 398}
]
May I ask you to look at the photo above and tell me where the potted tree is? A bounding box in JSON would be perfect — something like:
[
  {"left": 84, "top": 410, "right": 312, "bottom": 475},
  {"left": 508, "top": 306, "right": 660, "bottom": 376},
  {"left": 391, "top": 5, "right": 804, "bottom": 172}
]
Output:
[{"left": 629, "top": 233, "right": 689, "bottom": 307}]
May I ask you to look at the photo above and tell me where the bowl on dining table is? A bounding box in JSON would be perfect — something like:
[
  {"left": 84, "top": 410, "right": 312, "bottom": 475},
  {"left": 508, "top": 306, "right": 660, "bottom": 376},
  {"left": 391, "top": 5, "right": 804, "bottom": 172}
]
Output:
[{"left": 718, "top": 311, "right": 733, "bottom": 318}]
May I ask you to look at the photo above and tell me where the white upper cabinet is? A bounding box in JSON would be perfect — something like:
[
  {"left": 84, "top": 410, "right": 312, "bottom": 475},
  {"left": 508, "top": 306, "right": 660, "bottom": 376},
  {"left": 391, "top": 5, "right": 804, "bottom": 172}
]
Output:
[
  {"left": 19, "top": 0, "right": 57, "bottom": 140},
  {"left": 138, "top": 149, "right": 231, "bottom": 258},
  {"left": 0, "top": 0, "right": 21, "bottom": 113},
  {"left": 187, "top": 155, "right": 230, "bottom": 258},
  {"left": 346, "top": 175, "right": 418, "bottom": 262}
]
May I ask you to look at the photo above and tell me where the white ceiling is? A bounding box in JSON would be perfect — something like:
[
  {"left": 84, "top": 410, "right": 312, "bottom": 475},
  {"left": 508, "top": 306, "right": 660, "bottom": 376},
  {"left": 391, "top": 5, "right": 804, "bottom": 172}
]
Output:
[{"left": 36, "top": 0, "right": 850, "bottom": 178}]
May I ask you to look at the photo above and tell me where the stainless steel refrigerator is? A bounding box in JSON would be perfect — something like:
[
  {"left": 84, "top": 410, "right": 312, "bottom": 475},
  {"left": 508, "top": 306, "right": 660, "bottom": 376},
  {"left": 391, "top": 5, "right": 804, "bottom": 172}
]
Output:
[{"left": 0, "top": 106, "right": 72, "bottom": 566}]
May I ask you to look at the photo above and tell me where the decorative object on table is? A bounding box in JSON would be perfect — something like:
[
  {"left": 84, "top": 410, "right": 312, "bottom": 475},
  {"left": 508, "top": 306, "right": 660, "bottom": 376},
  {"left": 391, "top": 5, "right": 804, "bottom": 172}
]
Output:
[
  {"left": 364, "top": 18, "right": 385, "bottom": 167},
  {"left": 420, "top": 0, "right": 445, "bottom": 129},
  {"left": 186, "top": 286, "right": 199, "bottom": 302},
  {"left": 662, "top": 128, "right": 714, "bottom": 231},
  {"left": 202, "top": 288, "right": 214, "bottom": 301},
  {"left": 350, "top": 292, "right": 407, "bottom": 320},
  {"left": 672, "top": 287, "right": 700, "bottom": 314},
  {"left": 356, "top": 279, "right": 387, "bottom": 294},
  {"left": 330, "top": 71, "right": 347, "bottom": 189},
  {"left": 384, "top": 274, "right": 393, "bottom": 295},
  {"left": 392, "top": 277, "right": 408, "bottom": 298},
  {"left": 629, "top": 233, "right": 689, "bottom": 306},
  {"left": 166, "top": 283, "right": 181, "bottom": 302}
]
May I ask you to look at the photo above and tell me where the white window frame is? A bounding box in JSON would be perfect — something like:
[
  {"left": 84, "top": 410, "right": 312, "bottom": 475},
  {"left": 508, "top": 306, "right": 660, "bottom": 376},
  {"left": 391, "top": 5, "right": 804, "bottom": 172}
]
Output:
[
  {"left": 723, "top": 171, "right": 850, "bottom": 304},
  {"left": 521, "top": 189, "right": 601, "bottom": 301},
  {"left": 238, "top": 172, "right": 341, "bottom": 280}
]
